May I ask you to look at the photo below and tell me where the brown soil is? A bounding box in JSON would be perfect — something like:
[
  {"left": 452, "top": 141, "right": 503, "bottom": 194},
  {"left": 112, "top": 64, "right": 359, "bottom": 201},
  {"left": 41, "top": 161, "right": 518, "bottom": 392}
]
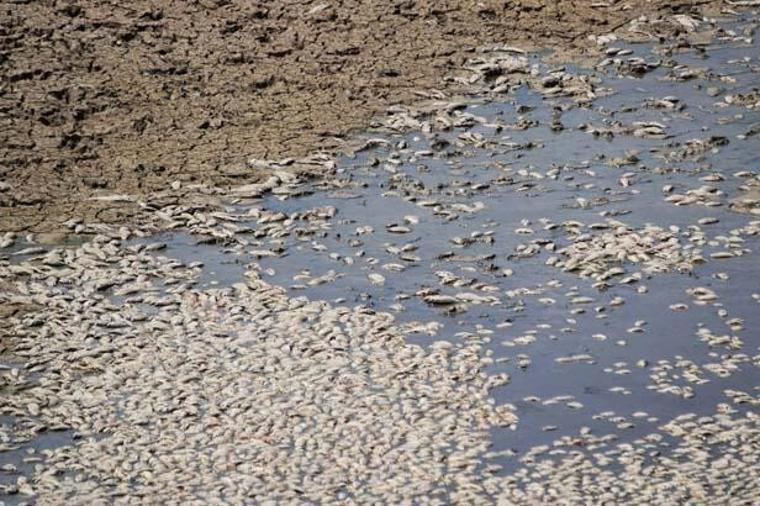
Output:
[{"left": 0, "top": 0, "right": 727, "bottom": 232}]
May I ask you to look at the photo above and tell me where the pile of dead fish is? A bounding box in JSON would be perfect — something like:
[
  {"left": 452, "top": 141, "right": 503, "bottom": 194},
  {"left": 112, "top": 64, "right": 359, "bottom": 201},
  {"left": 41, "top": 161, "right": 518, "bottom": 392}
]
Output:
[
  {"left": 552, "top": 220, "right": 703, "bottom": 280},
  {"left": 491, "top": 406, "right": 758, "bottom": 504},
  {"left": 1, "top": 230, "right": 518, "bottom": 502},
  {"left": 2, "top": 10, "right": 759, "bottom": 504}
]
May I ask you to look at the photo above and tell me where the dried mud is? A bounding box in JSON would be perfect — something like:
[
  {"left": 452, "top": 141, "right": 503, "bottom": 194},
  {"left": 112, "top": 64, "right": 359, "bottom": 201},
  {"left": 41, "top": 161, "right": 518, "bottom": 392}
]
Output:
[
  {"left": 0, "top": 0, "right": 733, "bottom": 232},
  {"left": 2, "top": 7, "right": 759, "bottom": 503}
]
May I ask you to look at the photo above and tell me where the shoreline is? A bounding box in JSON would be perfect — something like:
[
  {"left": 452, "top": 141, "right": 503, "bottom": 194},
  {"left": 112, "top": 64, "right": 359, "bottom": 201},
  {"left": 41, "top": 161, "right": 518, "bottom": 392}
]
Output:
[{"left": 0, "top": 0, "right": 743, "bottom": 233}]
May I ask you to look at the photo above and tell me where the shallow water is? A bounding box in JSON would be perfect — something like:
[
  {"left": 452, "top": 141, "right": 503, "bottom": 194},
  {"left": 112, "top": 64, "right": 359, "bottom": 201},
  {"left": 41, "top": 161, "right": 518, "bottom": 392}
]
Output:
[
  {"left": 134, "top": 21, "right": 760, "bottom": 475},
  {"left": 1, "top": 16, "right": 759, "bottom": 503},
  {"left": 0, "top": 417, "right": 74, "bottom": 503}
]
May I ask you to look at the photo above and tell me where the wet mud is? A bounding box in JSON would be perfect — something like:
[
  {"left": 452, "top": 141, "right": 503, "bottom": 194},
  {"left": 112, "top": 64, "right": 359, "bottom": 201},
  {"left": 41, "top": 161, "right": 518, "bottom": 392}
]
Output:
[
  {"left": 1, "top": 7, "right": 759, "bottom": 505},
  {"left": 0, "top": 0, "right": 742, "bottom": 232}
]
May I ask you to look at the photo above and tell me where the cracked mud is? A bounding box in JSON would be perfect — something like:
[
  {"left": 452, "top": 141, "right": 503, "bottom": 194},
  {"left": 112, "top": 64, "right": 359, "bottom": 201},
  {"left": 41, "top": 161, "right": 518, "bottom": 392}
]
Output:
[
  {"left": 0, "top": 0, "right": 743, "bottom": 232},
  {"left": 1, "top": 3, "right": 760, "bottom": 505}
]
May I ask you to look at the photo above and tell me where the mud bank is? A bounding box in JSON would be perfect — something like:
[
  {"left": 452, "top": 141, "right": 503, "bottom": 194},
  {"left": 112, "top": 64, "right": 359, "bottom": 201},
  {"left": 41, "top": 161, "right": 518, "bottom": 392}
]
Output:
[
  {"left": 1, "top": 12, "right": 759, "bottom": 503},
  {"left": 0, "top": 0, "right": 742, "bottom": 232}
]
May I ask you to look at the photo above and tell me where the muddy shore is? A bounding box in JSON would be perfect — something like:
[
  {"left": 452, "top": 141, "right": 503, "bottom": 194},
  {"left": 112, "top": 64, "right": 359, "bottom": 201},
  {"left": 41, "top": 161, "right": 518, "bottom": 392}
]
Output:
[
  {"left": 0, "top": 0, "right": 736, "bottom": 232},
  {"left": 1, "top": 4, "right": 759, "bottom": 503}
]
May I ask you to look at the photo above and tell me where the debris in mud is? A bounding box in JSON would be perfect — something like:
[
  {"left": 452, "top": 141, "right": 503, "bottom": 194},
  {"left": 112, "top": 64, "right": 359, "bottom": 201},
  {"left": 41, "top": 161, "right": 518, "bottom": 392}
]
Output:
[{"left": 2, "top": 10, "right": 759, "bottom": 504}]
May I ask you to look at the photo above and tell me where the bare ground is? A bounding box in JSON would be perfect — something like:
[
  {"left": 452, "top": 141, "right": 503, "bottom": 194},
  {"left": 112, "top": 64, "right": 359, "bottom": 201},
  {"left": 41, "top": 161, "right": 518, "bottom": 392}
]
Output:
[{"left": 0, "top": 0, "right": 728, "bottom": 231}]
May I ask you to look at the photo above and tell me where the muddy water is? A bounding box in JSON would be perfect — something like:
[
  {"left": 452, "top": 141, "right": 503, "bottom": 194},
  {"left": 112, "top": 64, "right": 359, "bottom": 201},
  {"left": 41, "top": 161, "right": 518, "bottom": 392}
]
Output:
[{"left": 1, "top": 19, "right": 759, "bottom": 503}]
